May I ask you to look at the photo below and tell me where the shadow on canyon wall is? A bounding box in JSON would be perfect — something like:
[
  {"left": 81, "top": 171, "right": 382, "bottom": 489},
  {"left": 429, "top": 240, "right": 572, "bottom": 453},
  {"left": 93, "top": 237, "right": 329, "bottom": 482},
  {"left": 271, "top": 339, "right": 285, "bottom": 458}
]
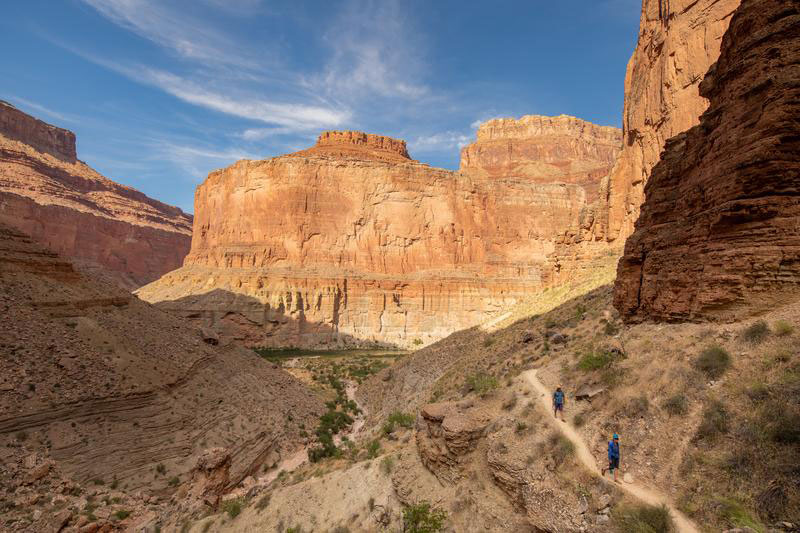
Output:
[{"left": 146, "top": 288, "right": 401, "bottom": 350}]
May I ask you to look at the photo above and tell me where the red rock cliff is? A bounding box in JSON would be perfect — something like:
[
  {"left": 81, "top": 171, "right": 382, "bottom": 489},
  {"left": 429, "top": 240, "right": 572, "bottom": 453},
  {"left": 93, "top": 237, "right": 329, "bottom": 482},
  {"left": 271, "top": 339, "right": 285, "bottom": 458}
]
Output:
[
  {"left": 614, "top": 0, "right": 800, "bottom": 321},
  {"left": 138, "top": 122, "right": 620, "bottom": 348},
  {"left": 0, "top": 101, "right": 192, "bottom": 289}
]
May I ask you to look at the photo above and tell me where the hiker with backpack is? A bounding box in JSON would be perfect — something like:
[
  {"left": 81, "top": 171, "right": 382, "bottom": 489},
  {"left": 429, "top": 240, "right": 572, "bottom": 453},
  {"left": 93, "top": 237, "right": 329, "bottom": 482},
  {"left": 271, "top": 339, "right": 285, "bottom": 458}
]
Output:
[
  {"left": 602, "top": 433, "right": 621, "bottom": 482},
  {"left": 552, "top": 385, "right": 566, "bottom": 422}
]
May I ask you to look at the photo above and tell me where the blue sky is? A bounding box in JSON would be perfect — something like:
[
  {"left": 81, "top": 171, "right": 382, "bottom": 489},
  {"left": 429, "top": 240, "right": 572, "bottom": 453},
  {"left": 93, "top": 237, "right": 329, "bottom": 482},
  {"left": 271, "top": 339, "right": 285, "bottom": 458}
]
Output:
[{"left": 1, "top": 0, "right": 641, "bottom": 213}]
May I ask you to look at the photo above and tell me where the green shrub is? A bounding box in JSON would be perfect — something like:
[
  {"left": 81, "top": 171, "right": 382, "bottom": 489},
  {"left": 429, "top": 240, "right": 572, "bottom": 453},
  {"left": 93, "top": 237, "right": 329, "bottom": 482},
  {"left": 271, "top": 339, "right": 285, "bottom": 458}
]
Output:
[
  {"left": 465, "top": 373, "right": 498, "bottom": 397},
  {"left": 762, "top": 406, "right": 800, "bottom": 444},
  {"left": 402, "top": 501, "right": 447, "bottom": 533},
  {"left": 168, "top": 476, "right": 179, "bottom": 487},
  {"left": 382, "top": 411, "right": 415, "bottom": 435},
  {"left": 695, "top": 346, "right": 731, "bottom": 379},
  {"left": 256, "top": 493, "right": 271, "bottom": 511},
  {"left": 627, "top": 396, "right": 649, "bottom": 418},
  {"left": 694, "top": 400, "right": 728, "bottom": 441},
  {"left": 113, "top": 510, "right": 131, "bottom": 520},
  {"left": 742, "top": 320, "right": 770, "bottom": 344},
  {"left": 413, "top": 338, "right": 423, "bottom": 346},
  {"left": 662, "top": 394, "right": 688, "bottom": 416},
  {"left": 548, "top": 433, "right": 574, "bottom": 466},
  {"left": 380, "top": 455, "right": 395, "bottom": 475},
  {"left": 717, "top": 498, "right": 764, "bottom": 531},
  {"left": 773, "top": 320, "right": 793, "bottom": 337},
  {"left": 573, "top": 413, "right": 586, "bottom": 427},
  {"left": 286, "top": 527, "right": 302, "bottom": 533},
  {"left": 155, "top": 463, "right": 166, "bottom": 476},
  {"left": 577, "top": 350, "right": 616, "bottom": 371},
  {"left": 612, "top": 503, "right": 673, "bottom": 533},
  {"left": 221, "top": 498, "right": 242, "bottom": 519},
  {"left": 366, "top": 440, "right": 381, "bottom": 459}
]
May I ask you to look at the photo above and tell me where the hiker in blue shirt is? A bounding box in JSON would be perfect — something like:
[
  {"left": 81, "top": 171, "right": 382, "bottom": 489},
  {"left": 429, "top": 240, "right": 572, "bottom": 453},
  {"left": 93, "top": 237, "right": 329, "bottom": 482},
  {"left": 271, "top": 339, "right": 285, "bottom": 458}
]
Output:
[
  {"left": 602, "top": 433, "right": 621, "bottom": 482},
  {"left": 552, "top": 385, "right": 566, "bottom": 422}
]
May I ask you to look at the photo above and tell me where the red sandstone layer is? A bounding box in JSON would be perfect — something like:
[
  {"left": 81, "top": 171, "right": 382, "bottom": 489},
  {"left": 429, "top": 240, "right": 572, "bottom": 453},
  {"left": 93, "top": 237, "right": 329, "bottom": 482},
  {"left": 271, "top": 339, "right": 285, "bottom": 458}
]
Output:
[{"left": 0, "top": 101, "right": 192, "bottom": 288}]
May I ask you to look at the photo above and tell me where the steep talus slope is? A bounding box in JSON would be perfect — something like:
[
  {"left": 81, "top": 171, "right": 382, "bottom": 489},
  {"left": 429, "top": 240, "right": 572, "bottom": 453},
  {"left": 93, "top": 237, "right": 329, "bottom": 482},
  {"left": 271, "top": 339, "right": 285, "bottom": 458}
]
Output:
[
  {"left": 615, "top": 0, "right": 800, "bottom": 321},
  {"left": 138, "top": 120, "right": 621, "bottom": 349},
  {"left": 0, "top": 101, "right": 192, "bottom": 289},
  {"left": 0, "top": 223, "right": 323, "bottom": 518}
]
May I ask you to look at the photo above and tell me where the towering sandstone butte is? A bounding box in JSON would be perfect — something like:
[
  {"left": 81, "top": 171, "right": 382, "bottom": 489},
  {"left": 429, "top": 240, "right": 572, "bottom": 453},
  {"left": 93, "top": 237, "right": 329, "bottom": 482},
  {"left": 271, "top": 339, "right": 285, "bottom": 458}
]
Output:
[
  {"left": 549, "top": 0, "right": 741, "bottom": 283},
  {"left": 614, "top": 0, "right": 800, "bottom": 321},
  {"left": 602, "top": 0, "right": 742, "bottom": 241},
  {"left": 139, "top": 119, "right": 621, "bottom": 348},
  {"left": 0, "top": 101, "right": 192, "bottom": 289}
]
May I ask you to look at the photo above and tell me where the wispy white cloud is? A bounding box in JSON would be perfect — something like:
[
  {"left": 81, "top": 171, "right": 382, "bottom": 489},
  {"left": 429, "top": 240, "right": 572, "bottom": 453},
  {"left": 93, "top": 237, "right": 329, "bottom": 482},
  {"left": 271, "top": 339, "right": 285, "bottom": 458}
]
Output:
[
  {"left": 79, "top": 0, "right": 261, "bottom": 68},
  {"left": 310, "top": 0, "right": 429, "bottom": 100},
  {"left": 4, "top": 96, "right": 76, "bottom": 123},
  {"left": 153, "top": 141, "right": 261, "bottom": 180},
  {"left": 410, "top": 131, "right": 472, "bottom": 153},
  {"left": 140, "top": 69, "right": 350, "bottom": 130},
  {"left": 239, "top": 127, "right": 294, "bottom": 141}
]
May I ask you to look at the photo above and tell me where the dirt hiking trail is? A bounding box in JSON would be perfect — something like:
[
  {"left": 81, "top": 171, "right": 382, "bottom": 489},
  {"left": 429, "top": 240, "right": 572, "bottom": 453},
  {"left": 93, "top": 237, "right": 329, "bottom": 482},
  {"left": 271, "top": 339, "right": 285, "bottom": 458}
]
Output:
[{"left": 524, "top": 369, "right": 700, "bottom": 533}]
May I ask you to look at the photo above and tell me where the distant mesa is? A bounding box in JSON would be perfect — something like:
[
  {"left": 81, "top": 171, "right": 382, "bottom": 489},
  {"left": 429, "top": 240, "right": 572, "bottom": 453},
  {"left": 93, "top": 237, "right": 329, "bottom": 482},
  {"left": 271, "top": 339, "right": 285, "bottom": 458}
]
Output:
[
  {"left": 138, "top": 116, "right": 622, "bottom": 349},
  {"left": 0, "top": 101, "right": 192, "bottom": 289},
  {"left": 291, "top": 130, "right": 413, "bottom": 162}
]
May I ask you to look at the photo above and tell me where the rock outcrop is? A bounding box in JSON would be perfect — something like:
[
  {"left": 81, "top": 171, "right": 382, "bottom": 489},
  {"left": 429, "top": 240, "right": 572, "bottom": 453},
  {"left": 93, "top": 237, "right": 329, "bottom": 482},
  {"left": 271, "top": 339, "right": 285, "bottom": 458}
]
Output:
[
  {"left": 139, "top": 120, "right": 621, "bottom": 348},
  {"left": 602, "top": 0, "right": 742, "bottom": 242},
  {"left": 0, "top": 101, "right": 192, "bottom": 289},
  {"left": 0, "top": 223, "right": 323, "bottom": 496},
  {"left": 614, "top": 0, "right": 800, "bottom": 321}
]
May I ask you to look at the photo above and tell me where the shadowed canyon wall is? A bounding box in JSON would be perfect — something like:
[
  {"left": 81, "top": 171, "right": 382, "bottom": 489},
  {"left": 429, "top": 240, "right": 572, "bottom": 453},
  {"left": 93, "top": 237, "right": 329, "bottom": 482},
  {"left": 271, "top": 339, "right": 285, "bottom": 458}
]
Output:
[
  {"left": 0, "top": 101, "right": 192, "bottom": 289},
  {"left": 139, "top": 118, "right": 621, "bottom": 348},
  {"left": 614, "top": 0, "right": 800, "bottom": 321}
]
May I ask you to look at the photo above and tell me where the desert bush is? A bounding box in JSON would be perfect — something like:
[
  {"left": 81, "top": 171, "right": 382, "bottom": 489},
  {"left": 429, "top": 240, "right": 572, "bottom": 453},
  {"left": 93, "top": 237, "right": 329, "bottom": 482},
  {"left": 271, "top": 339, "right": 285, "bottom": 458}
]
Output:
[
  {"left": 717, "top": 498, "right": 764, "bottom": 531},
  {"left": 694, "top": 400, "right": 728, "bottom": 441},
  {"left": 155, "top": 463, "right": 166, "bottom": 475},
  {"left": 662, "top": 394, "right": 688, "bottom": 416},
  {"left": 548, "top": 433, "right": 574, "bottom": 466},
  {"left": 413, "top": 338, "right": 423, "bottom": 346},
  {"left": 577, "top": 349, "right": 617, "bottom": 371},
  {"left": 465, "top": 373, "right": 498, "bottom": 397},
  {"left": 745, "top": 382, "right": 770, "bottom": 403},
  {"left": 573, "top": 413, "right": 586, "bottom": 427},
  {"left": 256, "top": 493, "right": 271, "bottom": 511},
  {"left": 222, "top": 499, "right": 242, "bottom": 519},
  {"left": 612, "top": 503, "right": 673, "bottom": 533},
  {"left": 626, "top": 396, "right": 649, "bottom": 418},
  {"left": 742, "top": 320, "right": 770, "bottom": 344},
  {"left": 502, "top": 392, "right": 518, "bottom": 410},
  {"left": 761, "top": 404, "right": 800, "bottom": 444},
  {"left": 168, "top": 476, "right": 179, "bottom": 487},
  {"left": 604, "top": 321, "right": 619, "bottom": 336},
  {"left": 382, "top": 412, "right": 415, "bottom": 435},
  {"left": 366, "top": 439, "right": 381, "bottom": 459},
  {"left": 694, "top": 346, "right": 731, "bottom": 379},
  {"left": 483, "top": 337, "right": 495, "bottom": 348},
  {"left": 114, "top": 510, "right": 131, "bottom": 520},
  {"left": 756, "top": 482, "right": 788, "bottom": 522},
  {"left": 380, "top": 455, "right": 395, "bottom": 475},
  {"left": 515, "top": 421, "right": 528, "bottom": 434},
  {"left": 774, "top": 320, "right": 794, "bottom": 337},
  {"left": 402, "top": 501, "right": 447, "bottom": 533}
]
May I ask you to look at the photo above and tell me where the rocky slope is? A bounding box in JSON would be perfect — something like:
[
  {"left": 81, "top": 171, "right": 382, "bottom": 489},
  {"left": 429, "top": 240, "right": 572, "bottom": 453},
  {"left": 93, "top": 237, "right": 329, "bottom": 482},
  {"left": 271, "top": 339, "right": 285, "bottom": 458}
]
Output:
[
  {"left": 0, "top": 222, "right": 323, "bottom": 531},
  {"left": 615, "top": 0, "right": 800, "bottom": 321},
  {"left": 138, "top": 120, "right": 621, "bottom": 349},
  {"left": 0, "top": 101, "right": 192, "bottom": 289}
]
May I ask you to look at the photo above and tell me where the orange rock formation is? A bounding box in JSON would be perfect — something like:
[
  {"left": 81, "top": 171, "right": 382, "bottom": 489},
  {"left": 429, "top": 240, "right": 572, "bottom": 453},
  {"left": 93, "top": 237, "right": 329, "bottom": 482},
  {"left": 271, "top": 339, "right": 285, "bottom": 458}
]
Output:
[
  {"left": 615, "top": 0, "right": 800, "bottom": 321},
  {"left": 0, "top": 101, "right": 193, "bottom": 289},
  {"left": 139, "top": 119, "right": 621, "bottom": 348}
]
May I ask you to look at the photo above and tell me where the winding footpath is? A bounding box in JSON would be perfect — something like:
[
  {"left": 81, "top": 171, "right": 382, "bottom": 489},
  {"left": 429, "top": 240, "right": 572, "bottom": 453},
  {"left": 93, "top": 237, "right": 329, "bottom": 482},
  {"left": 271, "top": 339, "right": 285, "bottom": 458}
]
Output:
[{"left": 523, "top": 369, "right": 700, "bottom": 533}]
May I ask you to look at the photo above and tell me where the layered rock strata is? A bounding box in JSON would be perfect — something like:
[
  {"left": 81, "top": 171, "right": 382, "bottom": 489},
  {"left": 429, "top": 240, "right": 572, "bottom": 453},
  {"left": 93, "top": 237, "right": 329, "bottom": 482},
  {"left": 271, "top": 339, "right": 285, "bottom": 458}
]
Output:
[
  {"left": 614, "top": 0, "right": 800, "bottom": 321},
  {"left": 549, "top": 0, "right": 742, "bottom": 281},
  {"left": 0, "top": 223, "right": 323, "bottom": 493},
  {"left": 139, "top": 119, "right": 621, "bottom": 348},
  {"left": 0, "top": 101, "right": 192, "bottom": 288}
]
